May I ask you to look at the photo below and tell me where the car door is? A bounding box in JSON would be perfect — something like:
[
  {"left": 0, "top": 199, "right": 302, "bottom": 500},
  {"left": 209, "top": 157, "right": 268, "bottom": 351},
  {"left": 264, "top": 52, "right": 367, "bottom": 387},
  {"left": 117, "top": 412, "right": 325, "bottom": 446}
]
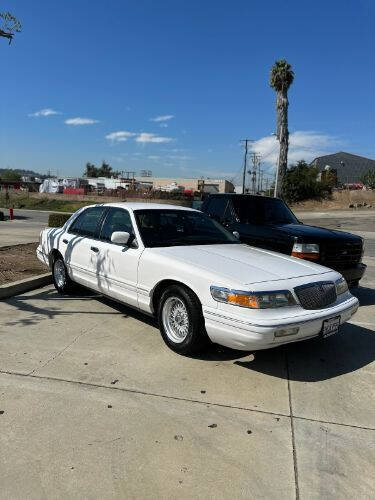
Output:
[
  {"left": 63, "top": 206, "right": 107, "bottom": 289},
  {"left": 93, "top": 207, "right": 144, "bottom": 308}
]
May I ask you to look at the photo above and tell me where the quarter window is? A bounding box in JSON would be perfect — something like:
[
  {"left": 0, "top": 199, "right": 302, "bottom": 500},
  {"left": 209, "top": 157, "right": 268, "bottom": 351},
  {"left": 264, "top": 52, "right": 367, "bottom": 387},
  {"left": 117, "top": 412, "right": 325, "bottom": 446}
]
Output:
[
  {"left": 206, "top": 197, "right": 228, "bottom": 221},
  {"left": 68, "top": 207, "right": 106, "bottom": 238}
]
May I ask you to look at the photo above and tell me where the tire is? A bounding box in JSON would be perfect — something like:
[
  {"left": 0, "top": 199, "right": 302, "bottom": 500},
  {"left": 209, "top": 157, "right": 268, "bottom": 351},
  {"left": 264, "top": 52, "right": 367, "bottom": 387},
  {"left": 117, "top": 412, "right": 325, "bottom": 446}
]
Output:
[
  {"left": 349, "top": 279, "right": 360, "bottom": 289},
  {"left": 52, "top": 255, "right": 76, "bottom": 295},
  {"left": 158, "top": 284, "right": 209, "bottom": 355}
]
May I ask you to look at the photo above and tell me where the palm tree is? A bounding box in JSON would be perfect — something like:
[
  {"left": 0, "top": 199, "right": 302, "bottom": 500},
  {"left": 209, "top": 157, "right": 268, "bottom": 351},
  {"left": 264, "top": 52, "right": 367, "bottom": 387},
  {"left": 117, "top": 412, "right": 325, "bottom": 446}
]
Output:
[
  {"left": 0, "top": 12, "right": 21, "bottom": 44},
  {"left": 270, "top": 59, "right": 294, "bottom": 197}
]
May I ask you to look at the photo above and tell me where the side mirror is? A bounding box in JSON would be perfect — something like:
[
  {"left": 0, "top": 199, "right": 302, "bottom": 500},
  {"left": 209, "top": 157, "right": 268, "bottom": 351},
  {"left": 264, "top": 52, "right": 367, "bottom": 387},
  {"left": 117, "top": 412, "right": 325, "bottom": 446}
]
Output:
[
  {"left": 111, "top": 231, "right": 130, "bottom": 245},
  {"left": 233, "top": 231, "right": 240, "bottom": 239}
]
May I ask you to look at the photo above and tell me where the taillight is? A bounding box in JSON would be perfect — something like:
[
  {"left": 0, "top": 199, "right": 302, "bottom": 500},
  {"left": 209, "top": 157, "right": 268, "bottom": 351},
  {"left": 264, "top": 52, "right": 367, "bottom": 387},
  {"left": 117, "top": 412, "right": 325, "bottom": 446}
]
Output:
[{"left": 291, "top": 242, "right": 320, "bottom": 260}]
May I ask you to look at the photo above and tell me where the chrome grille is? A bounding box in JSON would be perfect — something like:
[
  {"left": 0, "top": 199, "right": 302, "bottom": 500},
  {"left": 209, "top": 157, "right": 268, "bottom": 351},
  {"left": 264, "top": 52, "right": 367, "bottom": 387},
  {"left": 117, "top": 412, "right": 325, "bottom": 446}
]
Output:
[{"left": 294, "top": 281, "right": 337, "bottom": 310}]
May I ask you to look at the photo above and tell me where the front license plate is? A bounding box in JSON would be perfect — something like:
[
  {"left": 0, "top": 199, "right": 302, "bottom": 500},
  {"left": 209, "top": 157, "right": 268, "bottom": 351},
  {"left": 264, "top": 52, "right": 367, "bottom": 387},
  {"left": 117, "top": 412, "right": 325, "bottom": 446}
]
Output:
[{"left": 321, "top": 316, "right": 341, "bottom": 338}]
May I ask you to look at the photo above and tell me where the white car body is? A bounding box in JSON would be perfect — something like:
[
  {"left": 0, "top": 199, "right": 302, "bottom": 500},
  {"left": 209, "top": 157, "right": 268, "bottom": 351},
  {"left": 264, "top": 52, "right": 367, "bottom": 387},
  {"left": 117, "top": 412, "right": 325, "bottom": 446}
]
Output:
[{"left": 37, "top": 202, "right": 359, "bottom": 351}]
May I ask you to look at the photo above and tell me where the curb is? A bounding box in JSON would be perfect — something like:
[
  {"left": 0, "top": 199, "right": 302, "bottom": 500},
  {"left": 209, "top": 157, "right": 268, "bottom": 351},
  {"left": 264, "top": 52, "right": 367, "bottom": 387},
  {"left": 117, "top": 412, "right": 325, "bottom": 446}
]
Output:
[{"left": 0, "top": 273, "right": 53, "bottom": 300}]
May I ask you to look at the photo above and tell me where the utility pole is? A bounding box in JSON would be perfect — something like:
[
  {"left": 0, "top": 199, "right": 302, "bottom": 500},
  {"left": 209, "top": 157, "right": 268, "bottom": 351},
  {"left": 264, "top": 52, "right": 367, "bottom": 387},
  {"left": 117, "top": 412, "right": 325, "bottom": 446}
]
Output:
[
  {"left": 240, "top": 139, "right": 253, "bottom": 194},
  {"left": 257, "top": 161, "right": 262, "bottom": 193},
  {"left": 250, "top": 153, "right": 261, "bottom": 194}
]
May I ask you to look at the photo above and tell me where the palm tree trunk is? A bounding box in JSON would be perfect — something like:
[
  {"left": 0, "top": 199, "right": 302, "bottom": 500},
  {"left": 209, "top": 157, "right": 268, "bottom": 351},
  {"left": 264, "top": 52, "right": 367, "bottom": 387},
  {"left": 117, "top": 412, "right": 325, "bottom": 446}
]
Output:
[{"left": 275, "top": 89, "right": 289, "bottom": 197}]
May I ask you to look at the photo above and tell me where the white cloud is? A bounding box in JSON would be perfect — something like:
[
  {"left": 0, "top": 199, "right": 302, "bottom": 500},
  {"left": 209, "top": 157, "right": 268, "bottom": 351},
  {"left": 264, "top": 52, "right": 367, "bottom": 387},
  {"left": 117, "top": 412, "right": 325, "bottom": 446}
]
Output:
[
  {"left": 167, "top": 155, "right": 191, "bottom": 161},
  {"left": 105, "top": 131, "right": 137, "bottom": 143},
  {"left": 29, "top": 108, "right": 61, "bottom": 117},
  {"left": 150, "top": 114, "right": 174, "bottom": 122},
  {"left": 250, "top": 131, "right": 341, "bottom": 168},
  {"left": 147, "top": 155, "right": 161, "bottom": 160},
  {"left": 65, "top": 117, "right": 99, "bottom": 126},
  {"left": 159, "top": 123, "right": 168, "bottom": 128},
  {"left": 136, "top": 133, "right": 173, "bottom": 144},
  {"left": 163, "top": 148, "right": 189, "bottom": 153}
]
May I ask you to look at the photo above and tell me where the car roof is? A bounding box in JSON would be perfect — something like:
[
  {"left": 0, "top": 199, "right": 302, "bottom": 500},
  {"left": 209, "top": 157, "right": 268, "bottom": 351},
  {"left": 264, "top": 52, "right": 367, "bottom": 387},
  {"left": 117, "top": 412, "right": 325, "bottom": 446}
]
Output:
[{"left": 90, "top": 202, "right": 198, "bottom": 212}]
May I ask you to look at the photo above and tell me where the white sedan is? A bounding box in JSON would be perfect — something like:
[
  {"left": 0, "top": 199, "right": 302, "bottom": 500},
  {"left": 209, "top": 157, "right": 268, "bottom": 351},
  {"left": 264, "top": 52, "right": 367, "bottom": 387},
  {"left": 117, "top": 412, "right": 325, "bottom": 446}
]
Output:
[{"left": 37, "top": 203, "right": 359, "bottom": 355}]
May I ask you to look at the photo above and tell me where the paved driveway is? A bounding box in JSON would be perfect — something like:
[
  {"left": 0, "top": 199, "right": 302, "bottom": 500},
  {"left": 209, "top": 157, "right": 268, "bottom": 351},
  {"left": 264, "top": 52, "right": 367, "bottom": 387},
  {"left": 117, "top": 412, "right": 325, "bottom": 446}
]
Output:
[
  {"left": 0, "top": 209, "right": 50, "bottom": 247},
  {"left": 1, "top": 258, "right": 375, "bottom": 499},
  {"left": 1, "top": 210, "right": 375, "bottom": 498}
]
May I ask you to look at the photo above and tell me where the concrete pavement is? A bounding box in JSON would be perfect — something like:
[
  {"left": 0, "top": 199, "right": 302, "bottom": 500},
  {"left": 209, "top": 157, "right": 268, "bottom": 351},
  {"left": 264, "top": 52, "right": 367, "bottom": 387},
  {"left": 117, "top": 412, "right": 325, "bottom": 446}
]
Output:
[
  {"left": 0, "top": 208, "right": 375, "bottom": 498},
  {"left": 1, "top": 264, "right": 375, "bottom": 498}
]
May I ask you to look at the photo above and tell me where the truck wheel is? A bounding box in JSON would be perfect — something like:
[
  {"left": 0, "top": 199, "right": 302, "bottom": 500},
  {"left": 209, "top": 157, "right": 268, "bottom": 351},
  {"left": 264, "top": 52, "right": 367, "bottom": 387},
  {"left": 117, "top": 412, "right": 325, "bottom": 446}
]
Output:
[
  {"left": 349, "top": 279, "right": 360, "bottom": 289},
  {"left": 158, "top": 284, "right": 209, "bottom": 355},
  {"left": 52, "top": 256, "right": 76, "bottom": 294}
]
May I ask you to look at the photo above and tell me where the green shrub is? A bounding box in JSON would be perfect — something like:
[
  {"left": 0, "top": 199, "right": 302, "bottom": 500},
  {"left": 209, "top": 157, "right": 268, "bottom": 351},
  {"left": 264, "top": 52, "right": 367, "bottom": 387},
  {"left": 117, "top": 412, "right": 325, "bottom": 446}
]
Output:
[
  {"left": 0, "top": 210, "right": 4, "bottom": 221},
  {"left": 361, "top": 169, "right": 375, "bottom": 189},
  {"left": 48, "top": 212, "right": 72, "bottom": 227},
  {"left": 282, "top": 160, "right": 333, "bottom": 203}
]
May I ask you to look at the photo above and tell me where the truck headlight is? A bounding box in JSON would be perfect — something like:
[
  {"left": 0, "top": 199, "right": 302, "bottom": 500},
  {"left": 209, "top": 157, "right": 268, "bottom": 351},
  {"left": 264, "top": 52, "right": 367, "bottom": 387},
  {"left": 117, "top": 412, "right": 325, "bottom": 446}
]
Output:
[
  {"left": 291, "top": 242, "right": 320, "bottom": 260},
  {"left": 335, "top": 277, "right": 348, "bottom": 295},
  {"left": 210, "top": 286, "right": 296, "bottom": 309}
]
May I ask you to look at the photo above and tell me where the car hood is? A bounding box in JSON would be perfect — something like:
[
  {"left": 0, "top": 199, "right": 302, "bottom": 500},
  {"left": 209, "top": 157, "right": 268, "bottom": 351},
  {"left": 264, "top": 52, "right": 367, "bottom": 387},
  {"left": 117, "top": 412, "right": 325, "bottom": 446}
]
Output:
[
  {"left": 274, "top": 223, "right": 362, "bottom": 242},
  {"left": 151, "top": 243, "right": 331, "bottom": 285}
]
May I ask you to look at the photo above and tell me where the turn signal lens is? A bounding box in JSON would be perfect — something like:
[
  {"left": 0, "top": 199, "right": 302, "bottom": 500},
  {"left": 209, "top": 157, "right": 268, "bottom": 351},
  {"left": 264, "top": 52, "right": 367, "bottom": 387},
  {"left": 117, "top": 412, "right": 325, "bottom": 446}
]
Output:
[
  {"left": 275, "top": 327, "right": 299, "bottom": 338},
  {"left": 227, "top": 293, "right": 259, "bottom": 308},
  {"left": 291, "top": 242, "right": 320, "bottom": 260}
]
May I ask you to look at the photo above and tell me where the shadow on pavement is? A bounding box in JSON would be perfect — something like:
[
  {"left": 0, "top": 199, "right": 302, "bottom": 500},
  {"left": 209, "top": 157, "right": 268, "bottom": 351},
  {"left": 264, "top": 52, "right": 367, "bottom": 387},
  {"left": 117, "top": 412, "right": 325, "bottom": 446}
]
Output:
[
  {"left": 4, "top": 286, "right": 375, "bottom": 380},
  {"left": 235, "top": 322, "right": 375, "bottom": 382},
  {"left": 351, "top": 286, "right": 375, "bottom": 306}
]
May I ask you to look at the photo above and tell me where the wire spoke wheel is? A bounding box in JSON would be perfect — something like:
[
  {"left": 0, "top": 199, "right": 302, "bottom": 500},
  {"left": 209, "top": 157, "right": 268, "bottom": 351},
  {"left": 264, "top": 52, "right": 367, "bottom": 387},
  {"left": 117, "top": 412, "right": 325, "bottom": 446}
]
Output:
[
  {"left": 54, "top": 259, "right": 66, "bottom": 289},
  {"left": 162, "top": 296, "right": 190, "bottom": 343}
]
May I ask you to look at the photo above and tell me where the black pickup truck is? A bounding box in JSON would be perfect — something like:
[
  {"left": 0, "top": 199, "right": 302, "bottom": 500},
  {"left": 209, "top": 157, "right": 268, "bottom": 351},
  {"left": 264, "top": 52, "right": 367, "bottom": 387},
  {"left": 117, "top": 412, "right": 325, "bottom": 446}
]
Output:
[{"left": 201, "top": 194, "right": 366, "bottom": 287}]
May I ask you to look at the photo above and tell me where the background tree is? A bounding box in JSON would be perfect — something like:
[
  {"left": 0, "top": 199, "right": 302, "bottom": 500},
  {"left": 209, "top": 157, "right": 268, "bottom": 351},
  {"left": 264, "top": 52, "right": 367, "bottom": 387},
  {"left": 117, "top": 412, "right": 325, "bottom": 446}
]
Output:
[
  {"left": 270, "top": 59, "right": 294, "bottom": 197},
  {"left": 0, "top": 12, "right": 21, "bottom": 44},
  {"left": 83, "top": 161, "right": 120, "bottom": 178},
  {"left": 84, "top": 162, "right": 98, "bottom": 178},
  {"left": 282, "top": 160, "right": 334, "bottom": 203},
  {"left": 361, "top": 169, "right": 375, "bottom": 189},
  {"left": 0, "top": 169, "right": 21, "bottom": 181}
]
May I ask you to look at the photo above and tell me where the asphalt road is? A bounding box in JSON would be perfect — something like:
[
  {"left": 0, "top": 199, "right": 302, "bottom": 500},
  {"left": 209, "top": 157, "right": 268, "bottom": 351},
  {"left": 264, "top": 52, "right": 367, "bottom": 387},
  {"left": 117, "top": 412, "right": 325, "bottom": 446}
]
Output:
[
  {"left": 0, "top": 208, "right": 50, "bottom": 247},
  {"left": 0, "top": 208, "right": 374, "bottom": 498}
]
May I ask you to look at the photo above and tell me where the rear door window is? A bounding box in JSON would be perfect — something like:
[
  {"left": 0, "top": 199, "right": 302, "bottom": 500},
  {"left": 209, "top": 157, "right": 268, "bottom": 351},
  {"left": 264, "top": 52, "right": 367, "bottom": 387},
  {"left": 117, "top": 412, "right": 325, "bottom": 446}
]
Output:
[{"left": 68, "top": 207, "right": 106, "bottom": 238}]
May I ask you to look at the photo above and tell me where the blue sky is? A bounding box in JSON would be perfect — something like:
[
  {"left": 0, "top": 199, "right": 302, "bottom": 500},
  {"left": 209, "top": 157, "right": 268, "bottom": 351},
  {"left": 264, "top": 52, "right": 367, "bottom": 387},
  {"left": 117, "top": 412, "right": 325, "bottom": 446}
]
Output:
[{"left": 1, "top": 0, "right": 374, "bottom": 185}]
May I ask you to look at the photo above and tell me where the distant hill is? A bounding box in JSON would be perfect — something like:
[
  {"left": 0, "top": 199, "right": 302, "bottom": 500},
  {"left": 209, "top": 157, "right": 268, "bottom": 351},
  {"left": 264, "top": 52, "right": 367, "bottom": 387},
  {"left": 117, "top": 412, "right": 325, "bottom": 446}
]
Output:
[{"left": 0, "top": 168, "right": 47, "bottom": 179}]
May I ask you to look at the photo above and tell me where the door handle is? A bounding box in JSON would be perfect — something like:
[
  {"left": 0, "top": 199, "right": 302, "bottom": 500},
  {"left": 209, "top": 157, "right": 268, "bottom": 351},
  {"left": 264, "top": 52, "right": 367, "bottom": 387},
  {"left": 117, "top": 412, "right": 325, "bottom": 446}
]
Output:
[
  {"left": 62, "top": 239, "right": 68, "bottom": 244},
  {"left": 90, "top": 246, "right": 99, "bottom": 253}
]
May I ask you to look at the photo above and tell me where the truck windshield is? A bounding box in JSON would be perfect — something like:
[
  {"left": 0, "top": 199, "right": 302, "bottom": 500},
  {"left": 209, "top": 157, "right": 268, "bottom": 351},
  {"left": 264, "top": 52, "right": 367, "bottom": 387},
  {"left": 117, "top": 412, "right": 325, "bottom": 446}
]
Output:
[
  {"left": 135, "top": 209, "right": 240, "bottom": 248},
  {"left": 232, "top": 197, "right": 298, "bottom": 225}
]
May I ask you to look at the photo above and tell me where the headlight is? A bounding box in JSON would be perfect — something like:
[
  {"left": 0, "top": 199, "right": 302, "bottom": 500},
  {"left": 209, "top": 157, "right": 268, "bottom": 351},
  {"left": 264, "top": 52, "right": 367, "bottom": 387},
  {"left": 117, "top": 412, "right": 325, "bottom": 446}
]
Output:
[
  {"left": 291, "top": 242, "right": 319, "bottom": 260},
  {"left": 210, "top": 286, "right": 296, "bottom": 309},
  {"left": 335, "top": 277, "right": 348, "bottom": 295}
]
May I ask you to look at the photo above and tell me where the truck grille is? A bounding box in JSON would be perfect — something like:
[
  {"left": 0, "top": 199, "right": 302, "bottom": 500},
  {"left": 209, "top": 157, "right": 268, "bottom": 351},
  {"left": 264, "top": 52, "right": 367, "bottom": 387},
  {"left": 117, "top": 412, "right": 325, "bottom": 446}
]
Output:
[
  {"left": 322, "top": 241, "right": 362, "bottom": 268},
  {"left": 294, "top": 281, "right": 337, "bottom": 310}
]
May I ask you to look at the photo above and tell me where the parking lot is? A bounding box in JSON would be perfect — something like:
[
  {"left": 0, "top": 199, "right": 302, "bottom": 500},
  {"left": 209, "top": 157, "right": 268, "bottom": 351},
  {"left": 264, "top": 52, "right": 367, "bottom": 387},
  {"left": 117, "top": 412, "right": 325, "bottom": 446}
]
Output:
[{"left": 1, "top": 210, "right": 375, "bottom": 498}]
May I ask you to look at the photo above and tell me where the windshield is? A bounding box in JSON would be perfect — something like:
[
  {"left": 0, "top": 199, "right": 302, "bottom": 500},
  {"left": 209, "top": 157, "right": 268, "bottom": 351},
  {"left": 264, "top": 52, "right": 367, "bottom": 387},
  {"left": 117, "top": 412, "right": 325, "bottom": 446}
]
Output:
[
  {"left": 232, "top": 197, "right": 298, "bottom": 225},
  {"left": 134, "top": 209, "right": 240, "bottom": 248}
]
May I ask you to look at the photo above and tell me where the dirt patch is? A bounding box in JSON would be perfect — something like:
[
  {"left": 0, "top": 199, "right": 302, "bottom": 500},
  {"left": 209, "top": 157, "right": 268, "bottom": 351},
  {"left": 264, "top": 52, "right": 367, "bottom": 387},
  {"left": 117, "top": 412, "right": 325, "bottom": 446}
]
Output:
[
  {"left": 291, "top": 190, "right": 375, "bottom": 211},
  {"left": 0, "top": 243, "right": 48, "bottom": 286}
]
